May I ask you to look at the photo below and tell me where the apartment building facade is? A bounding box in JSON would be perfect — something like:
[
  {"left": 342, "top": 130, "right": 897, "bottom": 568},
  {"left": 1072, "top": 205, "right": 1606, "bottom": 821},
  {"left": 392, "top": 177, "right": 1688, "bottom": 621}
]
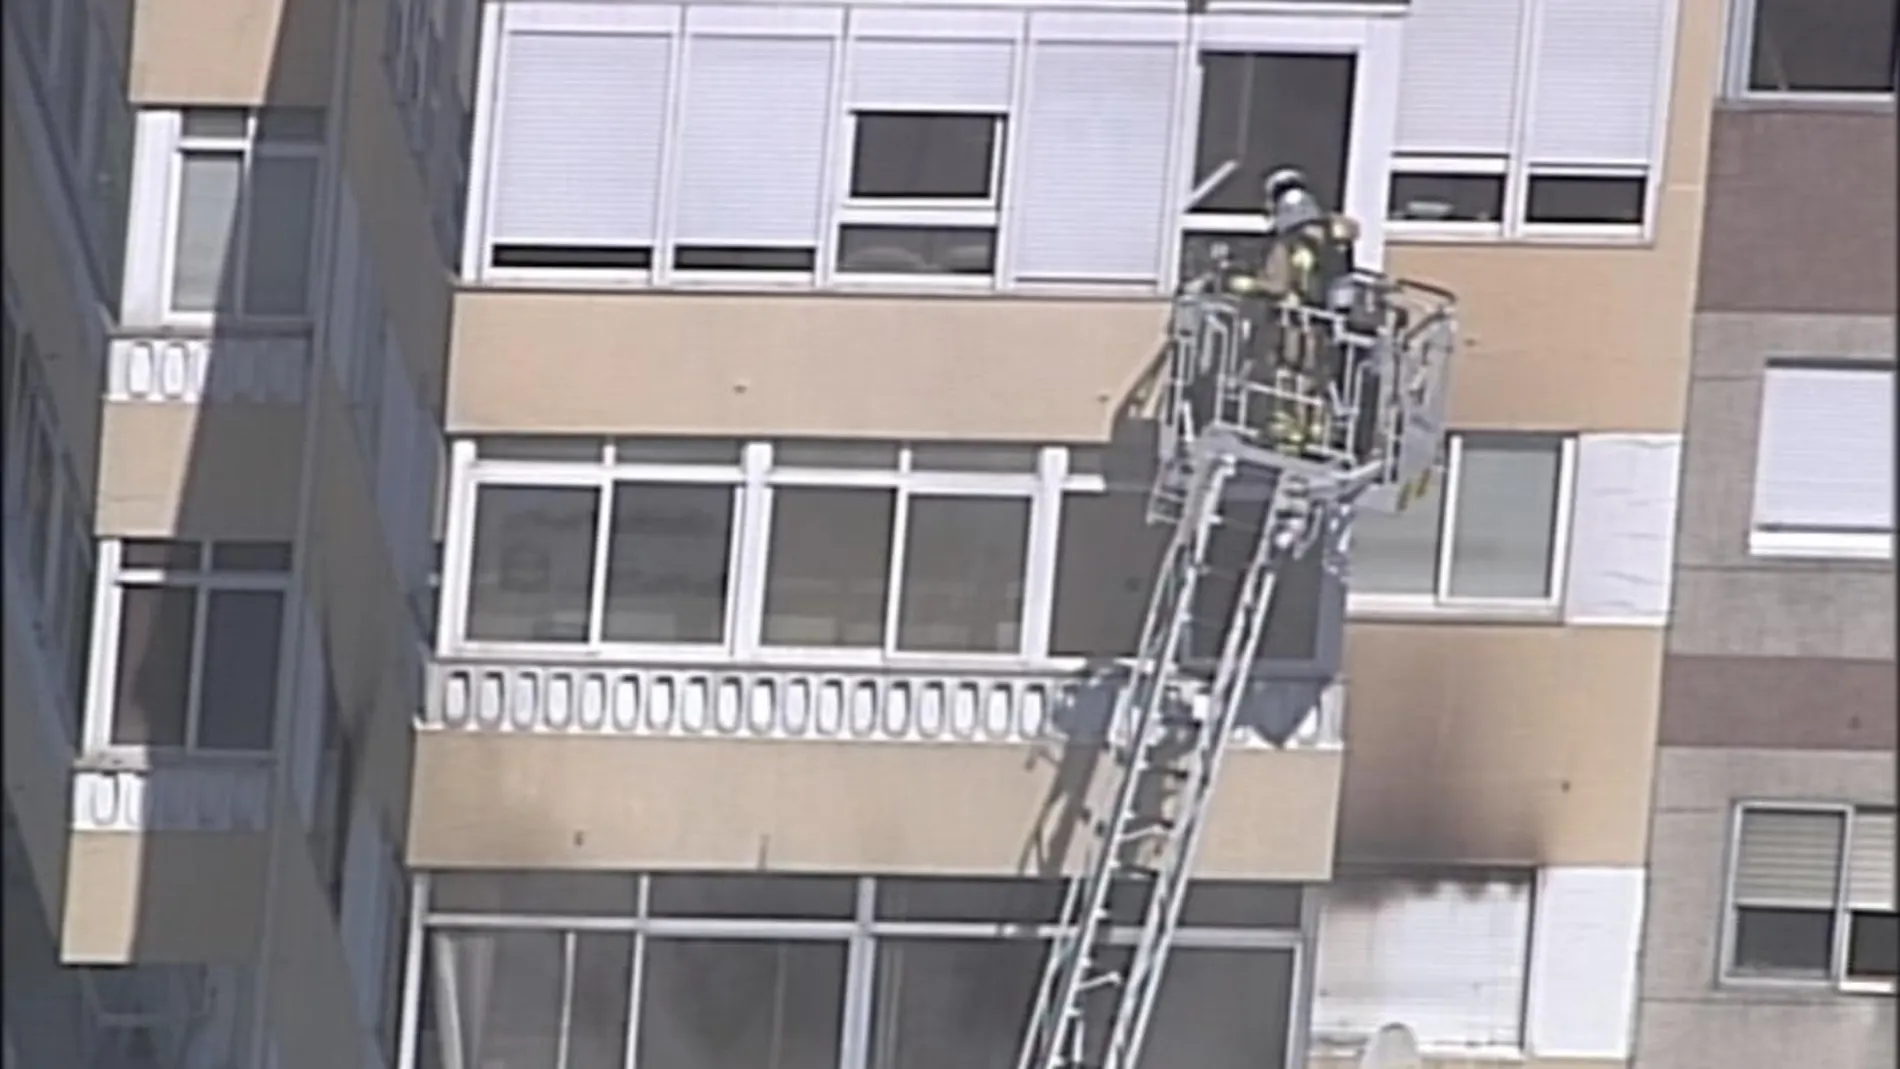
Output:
[
  {"left": 14, "top": 0, "right": 1855, "bottom": 1067},
  {"left": 1630, "top": 0, "right": 1897, "bottom": 1065},
  {"left": 402, "top": 0, "right": 1715, "bottom": 1067},
  {"left": 4, "top": 0, "right": 459, "bottom": 1063}
]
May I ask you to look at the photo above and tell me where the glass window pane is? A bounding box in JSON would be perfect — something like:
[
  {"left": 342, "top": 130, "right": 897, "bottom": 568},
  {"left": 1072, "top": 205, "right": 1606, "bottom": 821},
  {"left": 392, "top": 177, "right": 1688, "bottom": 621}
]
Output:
[
  {"left": 869, "top": 937, "right": 1045, "bottom": 1069},
  {"left": 647, "top": 873, "right": 859, "bottom": 920},
  {"left": 850, "top": 112, "right": 1001, "bottom": 200},
  {"left": 463, "top": 486, "right": 599, "bottom": 643},
  {"left": 1847, "top": 911, "right": 1898, "bottom": 981},
  {"left": 1731, "top": 906, "right": 1835, "bottom": 976},
  {"left": 425, "top": 929, "right": 565, "bottom": 1068},
  {"left": 601, "top": 483, "right": 734, "bottom": 644},
  {"left": 242, "top": 155, "right": 321, "bottom": 316},
  {"left": 638, "top": 939, "right": 846, "bottom": 1069},
  {"left": 896, "top": 495, "right": 1030, "bottom": 654},
  {"left": 1193, "top": 53, "right": 1356, "bottom": 214},
  {"left": 570, "top": 933, "right": 635, "bottom": 1069},
  {"left": 169, "top": 153, "right": 243, "bottom": 313},
  {"left": 1142, "top": 948, "right": 1294, "bottom": 1069},
  {"left": 1445, "top": 439, "right": 1562, "bottom": 599},
  {"left": 1748, "top": 0, "right": 1898, "bottom": 93},
  {"left": 1050, "top": 488, "right": 1164, "bottom": 659},
  {"left": 110, "top": 587, "right": 196, "bottom": 746},
  {"left": 762, "top": 487, "right": 895, "bottom": 647},
  {"left": 1348, "top": 466, "right": 1446, "bottom": 595},
  {"left": 196, "top": 590, "right": 285, "bottom": 750},
  {"left": 874, "top": 876, "right": 1066, "bottom": 924}
]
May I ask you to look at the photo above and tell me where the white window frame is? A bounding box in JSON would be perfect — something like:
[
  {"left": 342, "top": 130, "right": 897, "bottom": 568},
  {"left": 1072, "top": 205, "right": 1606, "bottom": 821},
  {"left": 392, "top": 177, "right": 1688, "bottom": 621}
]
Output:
[
  {"left": 1385, "top": 0, "right": 1677, "bottom": 247},
  {"left": 1722, "top": 0, "right": 1899, "bottom": 103},
  {"left": 442, "top": 439, "right": 1103, "bottom": 670},
  {"left": 827, "top": 106, "right": 1012, "bottom": 292},
  {"left": 153, "top": 108, "right": 326, "bottom": 327},
  {"left": 461, "top": 10, "right": 1400, "bottom": 298},
  {"left": 1347, "top": 433, "right": 1578, "bottom": 621},
  {"left": 1748, "top": 362, "right": 1895, "bottom": 562},
  {"left": 1719, "top": 802, "right": 1899, "bottom": 996},
  {"left": 86, "top": 539, "right": 294, "bottom": 756},
  {"left": 1176, "top": 19, "right": 1399, "bottom": 281}
]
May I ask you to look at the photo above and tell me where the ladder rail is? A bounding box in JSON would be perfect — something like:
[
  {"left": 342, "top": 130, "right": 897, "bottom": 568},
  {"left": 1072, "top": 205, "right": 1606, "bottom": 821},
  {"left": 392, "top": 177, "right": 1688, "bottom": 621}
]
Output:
[
  {"left": 1101, "top": 476, "right": 1325, "bottom": 1069},
  {"left": 1014, "top": 440, "right": 1237, "bottom": 1069}
]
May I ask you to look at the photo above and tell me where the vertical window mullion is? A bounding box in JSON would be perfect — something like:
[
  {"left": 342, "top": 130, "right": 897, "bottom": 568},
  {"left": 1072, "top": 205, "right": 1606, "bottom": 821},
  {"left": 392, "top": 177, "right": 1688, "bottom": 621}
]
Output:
[
  {"left": 587, "top": 481, "right": 616, "bottom": 644},
  {"left": 556, "top": 930, "right": 578, "bottom": 1069},
  {"left": 183, "top": 581, "right": 212, "bottom": 749},
  {"left": 882, "top": 486, "right": 913, "bottom": 655},
  {"left": 731, "top": 444, "right": 772, "bottom": 658},
  {"left": 1544, "top": 438, "right": 1578, "bottom": 604},
  {"left": 1832, "top": 805, "right": 1857, "bottom": 981},
  {"left": 438, "top": 442, "right": 479, "bottom": 652},
  {"left": 1503, "top": 0, "right": 1545, "bottom": 236},
  {"left": 1432, "top": 435, "right": 1466, "bottom": 599},
  {"left": 1019, "top": 447, "right": 1065, "bottom": 659}
]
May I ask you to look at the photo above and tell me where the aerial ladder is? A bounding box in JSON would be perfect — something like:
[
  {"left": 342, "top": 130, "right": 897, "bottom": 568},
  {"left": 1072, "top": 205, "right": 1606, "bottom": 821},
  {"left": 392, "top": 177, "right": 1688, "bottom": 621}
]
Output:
[{"left": 1014, "top": 169, "right": 1459, "bottom": 1069}]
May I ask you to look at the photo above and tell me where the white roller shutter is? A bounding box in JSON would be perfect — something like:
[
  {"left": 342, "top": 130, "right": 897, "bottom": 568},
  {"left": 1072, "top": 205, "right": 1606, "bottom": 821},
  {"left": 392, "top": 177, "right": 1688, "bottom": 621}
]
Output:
[
  {"left": 489, "top": 30, "right": 673, "bottom": 246},
  {"left": 846, "top": 39, "right": 1016, "bottom": 111},
  {"left": 1008, "top": 39, "right": 1178, "bottom": 283},
  {"left": 1734, "top": 808, "right": 1845, "bottom": 908},
  {"left": 672, "top": 35, "right": 835, "bottom": 248},
  {"left": 1523, "top": 0, "right": 1671, "bottom": 165},
  {"left": 1848, "top": 810, "right": 1895, "bottom": 912},
  {"left": 1314, "top": 878, "right": 1532, "bottom": 1049},
  {"left": 1394, "top": 0, "right": 1528, "bottom": 156},
  {"left": 1753, "top": 365, "right": 1895, "bottom": 533}
]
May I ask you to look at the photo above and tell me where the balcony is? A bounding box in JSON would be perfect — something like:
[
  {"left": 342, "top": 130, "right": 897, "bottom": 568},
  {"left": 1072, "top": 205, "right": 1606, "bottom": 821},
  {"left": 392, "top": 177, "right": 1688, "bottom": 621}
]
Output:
[
  {"left": 105, "top": 330, "right": 307, "bottom": 406},
  {"left": 412, "top": 654, "right": 1346, "bottom": 880},
  {"left": 426, "top": 656, "right": 1344, "bottom": 748}
]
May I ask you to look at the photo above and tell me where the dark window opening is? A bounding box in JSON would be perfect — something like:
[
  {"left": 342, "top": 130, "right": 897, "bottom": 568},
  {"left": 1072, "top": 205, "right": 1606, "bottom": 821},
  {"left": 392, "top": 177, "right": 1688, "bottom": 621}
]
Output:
[
  {"left": 671, "top": 245, "right": 818, "bottom": 273},
  {"left": 1192, "top": 52, "right": 1356, "bottom": 215},
  {"left": 1524, "top": 174, "right": 1647, "bottom": 226},
  {"left": 836, "top": 225, "right": 997, "bottom": 276},
  {"left": 1747, "top": 0, "right": 1899, "bottom": 94},
  {"left": 1388, "top": 172, "right": 1507, "bottom": 223},
  {"left": 849, "top": 112, "right": 1003, "bottom": 201},
  {"left": 490, "top": 244, "right": 653, "bottom": 271},
  {"left": 1847, "top": 911, "right": 1898, "bottom": 981},
  {"left": 1731, "top": 906, "right": 1836, "bottom": 976}
]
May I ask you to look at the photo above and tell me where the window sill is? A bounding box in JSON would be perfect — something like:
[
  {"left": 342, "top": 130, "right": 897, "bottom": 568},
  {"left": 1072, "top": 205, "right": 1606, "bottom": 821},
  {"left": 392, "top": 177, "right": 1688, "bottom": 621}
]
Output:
[
  {"left": 1387, "top": 224, "right": 1656, "bottom": 250},
  {"left": 73, "top": 746, "right": 276, "bottom": 772},
  {"left": 1719, "top": 974, "right": 1898, "bottom": 999},
  {"left": 1346, "top": 597, "right": 1565, "bottom": 626},
  {"left": 1748, "top": 528, "right": 1893, "bottom": 562},
  {"left": 460, "top": 274, "right": 1167, "bottom": 304},
  {"left": 1717, "top": 93, "right": 1896, "bottom": 115},
  {"left": 1311, "top": 1038, "right": 1526, "bottom": 1062}
]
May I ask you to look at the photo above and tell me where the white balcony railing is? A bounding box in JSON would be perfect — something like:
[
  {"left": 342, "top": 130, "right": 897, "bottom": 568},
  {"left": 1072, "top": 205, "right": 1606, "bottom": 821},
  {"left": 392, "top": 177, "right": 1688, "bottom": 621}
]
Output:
[
  {"left": 106, "top": 330, "right": 307, "bottom": 405},
  {"left": 69, "top": 751, "right": 273, "bottom": 833},
  {"left": 426, "top": 657, "right": 1345, "bottom": 749}
]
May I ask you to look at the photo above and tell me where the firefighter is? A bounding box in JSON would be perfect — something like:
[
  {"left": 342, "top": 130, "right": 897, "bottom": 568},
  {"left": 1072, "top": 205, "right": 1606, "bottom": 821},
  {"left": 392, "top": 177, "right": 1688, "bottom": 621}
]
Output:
[{"left": 1255, "top": 168, "right": 1361, "bottom": 455}]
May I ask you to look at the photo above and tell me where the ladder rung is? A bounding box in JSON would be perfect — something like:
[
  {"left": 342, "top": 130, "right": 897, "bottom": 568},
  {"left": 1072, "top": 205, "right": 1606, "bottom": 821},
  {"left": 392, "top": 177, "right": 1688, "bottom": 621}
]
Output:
[{"left": 1078, "top": 971, "right": 1123, "bottom": 993}]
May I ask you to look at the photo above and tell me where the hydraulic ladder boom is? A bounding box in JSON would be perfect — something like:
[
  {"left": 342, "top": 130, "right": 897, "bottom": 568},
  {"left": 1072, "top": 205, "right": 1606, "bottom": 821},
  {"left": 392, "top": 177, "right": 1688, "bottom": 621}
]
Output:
[{"left": 1015, "top": 176, "right": 1457, "bottom": 1069}]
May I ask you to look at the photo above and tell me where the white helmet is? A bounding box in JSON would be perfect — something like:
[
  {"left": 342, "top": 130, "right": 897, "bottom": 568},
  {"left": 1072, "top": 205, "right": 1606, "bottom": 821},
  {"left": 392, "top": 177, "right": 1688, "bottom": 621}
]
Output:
[{"left": 1263, "top": 167, "right": 1322, "bottom": 232}]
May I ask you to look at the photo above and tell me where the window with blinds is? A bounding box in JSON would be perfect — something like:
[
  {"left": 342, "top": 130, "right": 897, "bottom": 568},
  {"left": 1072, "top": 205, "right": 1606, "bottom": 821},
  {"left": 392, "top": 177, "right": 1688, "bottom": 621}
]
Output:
[
  {"left": 1726, "top": 804, "right": 1897, "bottom": 989},
  {"left": 1387, "top": 0, "right": 1674, "bottom": 235},
  {"left": 1312, "top": 876, "right": 1533, "bottom": 1050},
  {"left": 1750, "top": 362, "right": 1896, "bottom": 560},
  {"left": 486, "top": 15, "right": 677, "bottom": 274}
]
